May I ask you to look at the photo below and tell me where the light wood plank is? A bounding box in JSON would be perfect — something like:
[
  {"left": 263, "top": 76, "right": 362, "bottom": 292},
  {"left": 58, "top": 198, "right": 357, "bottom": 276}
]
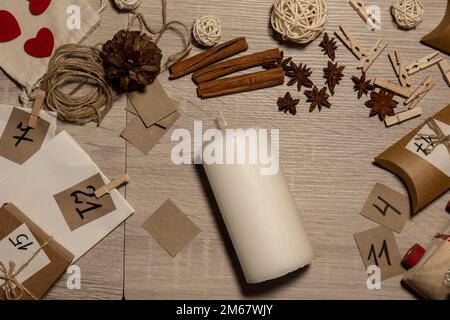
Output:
[{"left": 124, "top": 0, "right": 450, "bottom": 299}]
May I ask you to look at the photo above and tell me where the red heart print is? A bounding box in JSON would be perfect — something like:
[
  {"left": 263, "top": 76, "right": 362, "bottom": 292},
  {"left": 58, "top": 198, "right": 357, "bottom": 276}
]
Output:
[
  {"left": 24, "top": 28, "right": 54, "bottom": 58},
  {"left": 0, "top": 10, "right": 21, "bottom": 42},
  {"left": 29, "top": 0, "right": 52, "bottom": 15}
]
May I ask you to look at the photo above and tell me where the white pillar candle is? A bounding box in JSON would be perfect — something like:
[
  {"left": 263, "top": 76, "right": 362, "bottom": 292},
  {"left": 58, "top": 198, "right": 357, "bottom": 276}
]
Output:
[{"left": 202, "top": 127, "right": 314, "bottom": 284}]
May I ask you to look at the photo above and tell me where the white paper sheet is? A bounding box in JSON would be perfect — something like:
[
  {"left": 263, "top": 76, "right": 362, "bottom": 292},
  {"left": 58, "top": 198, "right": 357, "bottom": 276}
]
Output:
[
  {"left": 406, "top": 119, "right": 450, "bottom": 177},
  {"left": 0, "top": 131, "right": 134, "bottom": 261},
  {"left": 0, "top": 104, "right": 57, "bottom": 180},
  {"left": 0, "top": 223, "right": 50, "bottom": 286}
]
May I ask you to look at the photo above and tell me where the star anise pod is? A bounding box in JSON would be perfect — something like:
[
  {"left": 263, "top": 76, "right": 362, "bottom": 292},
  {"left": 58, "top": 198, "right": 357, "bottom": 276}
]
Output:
[
  {"left": 263, "top": 50, "right": 292, "bottom": 72},
  {"left": 286, "top": 62, "right": 313, "bottom": 92},
  {"left": 365, "top": 88, "right": 399, "bottom": 121},
  {"left": 352, "top": 72, "right": 375, "bottom": 99},
  {"left": 323, "top": 61, "right": 345, "bottom": 96},
  {"left": 304, "top": 86, "right": 331, "bottom": 112},
  {"left": 277, "top": 92, "right": 299, "bottom": 115},
  {"left": 319, "top": 33, "right": 338, "bottom": 61}
]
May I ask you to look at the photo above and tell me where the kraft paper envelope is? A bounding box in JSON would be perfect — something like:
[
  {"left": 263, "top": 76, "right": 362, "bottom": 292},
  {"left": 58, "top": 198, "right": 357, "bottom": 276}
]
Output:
[
  {"left": 0, "top": 104, "right": 56, "bottom": 179},
  {"left": 375, "top": 104, "right": 450, "bottom": 214},
  {"left": 0, "top": 131, "right": 134, "bottom": 261}
]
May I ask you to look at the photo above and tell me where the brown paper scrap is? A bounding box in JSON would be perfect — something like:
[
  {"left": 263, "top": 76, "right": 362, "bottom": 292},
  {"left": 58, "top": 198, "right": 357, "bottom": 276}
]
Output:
[
  {"left": 127, "top": 79, "right": 178, "bottom": 127},
  {"left": 125, "top": 101, "right": 178, "bottom": 129},
  {"left": 121, "top": 111, "right": 180, "bottom": 155},
  {"left": 142, "top": 199, "right": 200, "bottom": 257},
  {"left": 53, "top": 174, "right": 116, "bottom": 232},
  {"left": 354, "top": 226, "right": 404, "bottom": 281},
  {"left": 360, "top": 183, "right": 409, "bottom": 234},
  {"left": 0, "top": 108, "right": 50, "bottom": 165}
]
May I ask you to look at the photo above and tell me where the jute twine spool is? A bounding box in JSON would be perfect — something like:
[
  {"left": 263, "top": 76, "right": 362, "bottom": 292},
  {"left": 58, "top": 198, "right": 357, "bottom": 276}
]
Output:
[
  {"left": 193, "top": 15, "right": 223, "bottom": 47},
  {"left": 271, "top": 0, "right": 328, "bottom": 44},
  {"left": 113, "top": 0, "right": 142, "bottom": 10},
  {"left": 40, "top": 44, "right": 114, "bottom": 126},
  {"left": 392, "top": 0, "right": 424, "bottom": 29}
]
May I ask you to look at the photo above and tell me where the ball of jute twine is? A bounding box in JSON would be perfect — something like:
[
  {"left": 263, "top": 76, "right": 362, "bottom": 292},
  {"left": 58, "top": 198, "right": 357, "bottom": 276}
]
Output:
[
  {"left": 113, "top": 0, "right": 142, "bottom": 10},
  {"left": 193, "top": 15, "right": 223, "bottom": 47},
  {"left": 271, "top": 0, "right": 328, "bottom": 44},
  {"left": 392, "top": 0, "right": 424, "bottom": 29},
  {"left": 40, "top": 44, "right": 115, "bottom": 126}
]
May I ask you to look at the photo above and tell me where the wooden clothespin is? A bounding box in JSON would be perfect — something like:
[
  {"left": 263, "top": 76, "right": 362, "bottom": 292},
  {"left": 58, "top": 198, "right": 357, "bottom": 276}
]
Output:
[
  {"left": 95, "top": 174, "right": 130, "bottom": 198},
  {"left": 349, "top": 0, "right": 375, "bottom": 31},
  {"left": 406, "top": 51, "right": 443, "bottom": 76},
  {"left": 374, "top": 78, "right": 412, "bottom": 98},
  {"left": 335, "top": 26, "right": 366, "bottom": 60},
  {"left": 357, "top": 39, "right": 387, "bottom": 73},
  {"left": 388, "top": 50, "right": 411, "bottom": 87},
  {"left": 404, "top": 75, "right": 435, "bottom": 109},
  {"left": 384, "top": 107, "right": 423, "bottom": 127},
  {"left": 438, "top": 59, "right": 450, "bottom": 86},
  {"left": 28, "top": 89, "right": 46, "bottom": 128}
]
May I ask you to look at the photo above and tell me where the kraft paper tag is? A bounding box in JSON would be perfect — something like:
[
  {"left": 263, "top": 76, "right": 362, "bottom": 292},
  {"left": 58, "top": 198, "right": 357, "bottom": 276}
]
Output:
[
  {"left": 360, "top": 183, "right": 410, "bottom": 234},
  {"left": 0, "top": 108, "right": 49, "bottom": 165},
  {"left": 142, "top": 199, "right": 200, "bottom": 257},
  {"left": 127, "top": 79, "right": 178, "bottom": 127},
  {"left": 121, "top": 111, "right": 180, "bottom": 155},
  {"left": 354, "top": 226, "right": 404, "bottom": 281},
  {"left": 54, "top": 173, "right": 116, "bottom": 232},
  {"left": 0, "top": 223, "right": 50, "bottom": 286},
  {"left": 406, "top": 119, "right": 450, "bottom": 177}
]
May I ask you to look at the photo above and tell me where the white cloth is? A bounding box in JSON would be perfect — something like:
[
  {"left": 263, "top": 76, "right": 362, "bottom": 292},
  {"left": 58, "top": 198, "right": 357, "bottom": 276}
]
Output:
[{"left": 0, "top": 0, "right": 99, "bottom": 87}]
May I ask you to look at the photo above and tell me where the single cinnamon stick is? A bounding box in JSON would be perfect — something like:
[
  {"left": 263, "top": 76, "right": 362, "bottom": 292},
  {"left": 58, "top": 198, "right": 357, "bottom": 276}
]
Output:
[
  {"left": 198, "top": 67, "right": 284, "bottom": 99},
  {"left": 169, "top": 37, "right": 249, "bottom": 79},
  {"left": 192, "top": 48, "right": 281, "bottom": 84}
]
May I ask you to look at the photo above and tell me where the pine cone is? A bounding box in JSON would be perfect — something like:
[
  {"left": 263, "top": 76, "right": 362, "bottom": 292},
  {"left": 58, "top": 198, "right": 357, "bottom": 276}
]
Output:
[{"left": 101, "top": 30, "right": 162, "bottom": 92}]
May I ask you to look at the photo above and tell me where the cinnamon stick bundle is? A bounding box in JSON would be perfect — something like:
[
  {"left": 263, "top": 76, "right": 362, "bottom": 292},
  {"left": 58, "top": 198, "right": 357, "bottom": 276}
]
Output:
[
  {"left": 198, "top": 67, "right": 284, "bottom": 99},
  {"left": 192, "top": 48, "right": 281, "bottom": 84},
  {"left": 169, "top": 37, "right": 249, "bottom": 79}
]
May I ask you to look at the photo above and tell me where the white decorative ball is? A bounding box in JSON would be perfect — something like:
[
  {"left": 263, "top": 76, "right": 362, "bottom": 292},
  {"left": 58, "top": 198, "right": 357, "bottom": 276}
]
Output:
[
  {"left": 193, "top": 15, "right": 223, "bottom": 47},
  {"left": 392, "top": 0, "right": 424, "bottom": 30},
  {"left": 271, "top": 0, "right": 328, "bottom": 44}
]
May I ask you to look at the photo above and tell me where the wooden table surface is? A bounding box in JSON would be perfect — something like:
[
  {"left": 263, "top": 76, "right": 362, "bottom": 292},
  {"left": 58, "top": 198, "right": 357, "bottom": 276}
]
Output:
[{"left": 0, "top": 0, "right": 449, "bottom": 300}]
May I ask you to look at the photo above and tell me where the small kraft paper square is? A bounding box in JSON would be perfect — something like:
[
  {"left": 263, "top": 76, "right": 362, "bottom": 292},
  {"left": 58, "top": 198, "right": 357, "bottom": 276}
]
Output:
[
  {"left": 127, "top": 79, "right": 178, "bottom": 127},
  {"left": 0, "top": 107, "right": 49, "bottom": 165},
  {"left": 121, "top": 111, "right": 180, "bottom": 155},
  {"left": 142, "top": 199, "right": 200, "bottom": 257},
  {"left": 0, "top": 203, "right": 73, "bottom": 300},
  {"left": 360, "top": 183, "right": 409, "bottom": 234},
  {"left": 53, "top": 173, "right": 116, "bottom": 232},
  {"left": 354, "top": 226, "right": 404, "bottom": 281},
  {"left": 406, "top": 119, "right": 450, "bottom": 177}
]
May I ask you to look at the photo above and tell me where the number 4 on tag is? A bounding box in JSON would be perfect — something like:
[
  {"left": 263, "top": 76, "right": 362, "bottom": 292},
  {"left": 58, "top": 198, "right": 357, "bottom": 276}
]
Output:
[
  {"left": 53, "top": 173, "right": 116, "bottom": 231},
  {"left": 360, "top": 183, "right": 409, "bottom": 233}
]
